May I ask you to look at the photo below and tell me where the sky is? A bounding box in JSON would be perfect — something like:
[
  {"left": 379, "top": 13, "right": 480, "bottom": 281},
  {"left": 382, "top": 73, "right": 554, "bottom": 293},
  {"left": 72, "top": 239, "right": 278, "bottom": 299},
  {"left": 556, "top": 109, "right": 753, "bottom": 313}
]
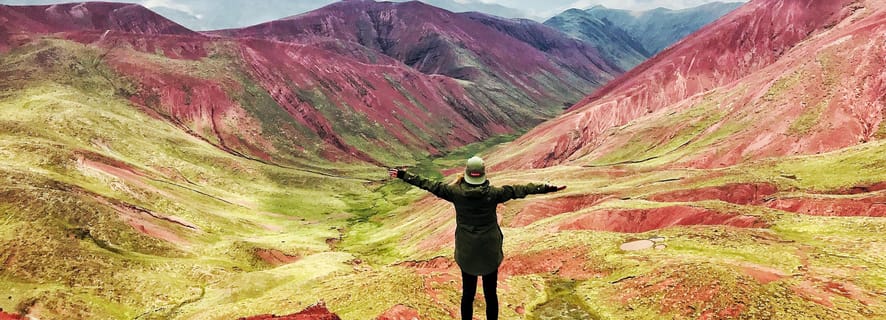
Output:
[{"left": 0, "top": 0, "right": 749, "bottom": 29}]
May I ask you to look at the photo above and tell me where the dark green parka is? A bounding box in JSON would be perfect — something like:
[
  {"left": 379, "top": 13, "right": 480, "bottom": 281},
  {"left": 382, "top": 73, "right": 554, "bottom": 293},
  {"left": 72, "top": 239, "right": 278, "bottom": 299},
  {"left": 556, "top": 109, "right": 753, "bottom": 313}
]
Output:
[{"left": 398, "top": 171, "right": 556, "bottom": 276}]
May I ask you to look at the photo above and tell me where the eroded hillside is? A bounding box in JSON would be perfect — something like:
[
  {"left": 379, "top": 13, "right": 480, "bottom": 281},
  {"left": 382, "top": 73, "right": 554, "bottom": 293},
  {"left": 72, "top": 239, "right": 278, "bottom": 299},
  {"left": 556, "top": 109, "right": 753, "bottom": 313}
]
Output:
[{"left": 1, "top": 0, "right": 884, "bottom": 319}]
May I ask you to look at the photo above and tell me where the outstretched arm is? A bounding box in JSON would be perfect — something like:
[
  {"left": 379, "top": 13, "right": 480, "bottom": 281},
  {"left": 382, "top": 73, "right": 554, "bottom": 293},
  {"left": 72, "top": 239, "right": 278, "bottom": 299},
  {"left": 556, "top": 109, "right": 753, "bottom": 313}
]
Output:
[
  {"left": 494, "top": 183, "right": 566, "bottom": 202},
  {"left": 389, "top": 168, "right": 455, "bottom": 201}
]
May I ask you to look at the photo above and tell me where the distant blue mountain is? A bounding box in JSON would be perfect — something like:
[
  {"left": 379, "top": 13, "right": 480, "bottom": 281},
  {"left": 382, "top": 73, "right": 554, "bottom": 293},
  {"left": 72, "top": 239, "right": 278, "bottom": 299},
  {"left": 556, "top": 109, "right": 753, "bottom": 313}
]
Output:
[
  {"left": 545, "top": 2, "right": 743, "bottom": 70},
  {"left": 392, "top": 0, "right": 527, "bottom": 18},
  {"left": 107, "top": 0, "right": 529, "bottom": 31},
  {"left": 544, "top": 8, "right": 649, "bottom": 71}
]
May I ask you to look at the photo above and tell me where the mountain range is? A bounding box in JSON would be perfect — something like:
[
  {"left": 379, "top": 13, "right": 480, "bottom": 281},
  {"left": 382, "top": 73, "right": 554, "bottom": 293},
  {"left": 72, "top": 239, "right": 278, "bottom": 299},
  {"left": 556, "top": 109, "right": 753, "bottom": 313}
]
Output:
[
  {"left": 1, "top": 0, "right": 621, "bottom": 168},
  {"left": 0, "top": 0, "right": 533, "bottom": 31},
  {"left": 153, "top": 0, "right": 529, "bottom": 31},
  {"left": 544, "top": 2, "right": 743, "bottom": 70},
  {"left": 1, "top": 0, "right": 885, "bottom": 319}
]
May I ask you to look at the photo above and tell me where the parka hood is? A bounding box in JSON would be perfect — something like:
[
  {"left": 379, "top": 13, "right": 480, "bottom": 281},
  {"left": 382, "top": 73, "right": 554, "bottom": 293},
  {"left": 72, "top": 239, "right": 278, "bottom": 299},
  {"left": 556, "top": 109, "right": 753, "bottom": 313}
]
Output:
[{"left": 459, "top": 180, "right": 490, "bottom": 198}]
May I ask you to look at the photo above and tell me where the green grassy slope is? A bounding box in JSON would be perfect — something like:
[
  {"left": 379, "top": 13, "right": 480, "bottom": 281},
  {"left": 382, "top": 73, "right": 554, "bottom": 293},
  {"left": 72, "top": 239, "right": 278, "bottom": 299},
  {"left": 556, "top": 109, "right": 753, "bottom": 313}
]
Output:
[
  {"left": 0, "top": 35, "right": 883, "bottom": 320},
  {"left": 369, "top": 141, "right": 886, "bottom": 319},
  {"left": 0, "top": 39, "right": 397, "bottom": 319}
]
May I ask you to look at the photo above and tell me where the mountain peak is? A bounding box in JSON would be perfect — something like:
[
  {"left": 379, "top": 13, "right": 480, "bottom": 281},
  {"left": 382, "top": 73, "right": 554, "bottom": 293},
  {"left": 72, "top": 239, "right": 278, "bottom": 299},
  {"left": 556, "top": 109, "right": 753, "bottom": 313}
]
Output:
[
  {"left": 562, "top": 8, "right": 586, "bottom": 15},
  {"left": 1, "top": 1, "right": 197, "bottom": 36}
]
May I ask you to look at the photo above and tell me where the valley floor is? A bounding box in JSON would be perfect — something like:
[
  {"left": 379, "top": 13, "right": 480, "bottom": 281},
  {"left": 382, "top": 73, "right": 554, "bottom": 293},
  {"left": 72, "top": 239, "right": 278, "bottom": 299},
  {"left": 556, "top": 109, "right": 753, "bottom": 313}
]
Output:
[{"left": 0, "top": 48, "right": 884, "bottom": 319}]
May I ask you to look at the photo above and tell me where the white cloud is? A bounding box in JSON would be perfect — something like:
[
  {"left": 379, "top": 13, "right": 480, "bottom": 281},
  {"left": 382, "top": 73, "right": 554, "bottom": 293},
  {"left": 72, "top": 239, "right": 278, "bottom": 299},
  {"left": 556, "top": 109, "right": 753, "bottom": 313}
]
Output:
[{"left": 139, "top": 0, "right": 198, "bottom": 16}]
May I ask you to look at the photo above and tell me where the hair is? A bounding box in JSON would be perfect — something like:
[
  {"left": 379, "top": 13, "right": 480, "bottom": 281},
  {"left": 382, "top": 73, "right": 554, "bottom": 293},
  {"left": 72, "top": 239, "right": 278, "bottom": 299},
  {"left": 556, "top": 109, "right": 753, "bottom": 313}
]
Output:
[{"left": 450, "top": 173, "right": 465, "bottom": 186}]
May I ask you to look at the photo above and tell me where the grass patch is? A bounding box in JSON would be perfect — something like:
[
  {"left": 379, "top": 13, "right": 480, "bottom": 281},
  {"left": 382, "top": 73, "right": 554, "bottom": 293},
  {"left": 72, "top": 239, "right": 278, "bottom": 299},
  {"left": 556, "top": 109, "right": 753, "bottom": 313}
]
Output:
[
  {"left": 744, "top": 141, "right": 886, "bottom": 191},
  {"left": 527, "top": 278, "right": 603, "bottom": 320},
  {"left": 294, "top": 87, "right": 420, "bottom": 165},
  {"left": 589, "top": 96, "right": 724, "bottom": 166},
  {"left": 764, "top": 70, "right": 804, "bottom": 101},
  {"left": 788, "top": 99, "right": 829, "bottom": 136}
]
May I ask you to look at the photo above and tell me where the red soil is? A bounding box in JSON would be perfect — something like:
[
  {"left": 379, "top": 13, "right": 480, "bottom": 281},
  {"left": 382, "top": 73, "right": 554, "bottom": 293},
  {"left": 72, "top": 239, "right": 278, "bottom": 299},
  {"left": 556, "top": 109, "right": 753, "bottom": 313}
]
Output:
[
  {"left": 65, "top": 30, "right": 209, "bottom": 60},
  {"left": 75, "top": 149, "right": 141, "bottom": 173},
  {"left": 499, "top": 246, "right": 604, "bottom": 280},
  {"left": 619, "top": 275, "right": 744, "bottom": 318},
  {"left": 397, "top": 256, "right": 455, "bottom": 272},
  {"left": 396, "top": 256, "right": 459, "bottom": 317},
  {"left": 77, "top": 151, "right": 200, "bottom": 207},
  {"left": 791, "top": 280, "right": 834, "bottom": 307},
  {"left": 823, "top": 281, "right": 877, "bottom": 306},
  {"left": 699, "top": 305, "right": 745, "bottom": 320},
  {"left": 117, "top": 204, "right": 188, "bottom": 245},
  {"left": 836, "top": 182, "right": 886, "bottom": 195},
  {"left": 508, "top": 194, "right": 609, "bottom": 227},
  {"left": 100, "top": 46, "right": 279, "bottom": 162},
  {"left": 647, "top": 181, "right": 886, "bottom": 217},
  {"left": 79, "top": 157, "right": 162, "bottom": 192},
  {"left": 399, "top": 257, "right": 461, "bottom": 305},
  {"left": 254, "top": 248, "right": 300, "bottom": 266},
  {"left": 648, "top": 183, "right": 778, "bottom": 205},
  {"left": 412, "top": 200, "right": 457, "bottom": 252},
  {"left": 240, "top": 302, "right": 341, "bottom": 320},
  {"left": 740, "top": 264, "right": 786, "bottom": 284},
  {"left": 0, "top": 311, "right": 22, "bottom": 320},
  {"left": 90, "top": 195, "right": 196, "bottom": 245},
  {"left": 767, "top": 196, "right": 886, "bottom": 217},
  {"left": 375, "top": 304, "right": 421, "bottom": 320},
  {"left": 790, "top": 244, "right": 878, "bottom": 307},
  {"left": 557, "top": 206, "right": 766, "bottom": 233},
  {"left": 78, "top": 154, "right": 203, "bottom": 244}
]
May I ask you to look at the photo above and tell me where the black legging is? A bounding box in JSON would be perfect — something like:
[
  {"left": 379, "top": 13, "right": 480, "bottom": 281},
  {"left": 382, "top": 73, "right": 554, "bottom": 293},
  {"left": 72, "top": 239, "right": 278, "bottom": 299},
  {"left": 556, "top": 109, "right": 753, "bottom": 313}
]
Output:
[{"left": 461, "top": 270, "right": 498, "bottom": 320}]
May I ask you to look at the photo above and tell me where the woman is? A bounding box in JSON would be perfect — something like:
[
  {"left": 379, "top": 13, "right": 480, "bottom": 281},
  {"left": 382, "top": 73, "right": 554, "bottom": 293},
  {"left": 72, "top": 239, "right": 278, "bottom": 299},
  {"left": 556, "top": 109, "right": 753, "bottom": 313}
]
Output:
[{"left": 389, "top": 156, "right": 566, "bottom": 320}]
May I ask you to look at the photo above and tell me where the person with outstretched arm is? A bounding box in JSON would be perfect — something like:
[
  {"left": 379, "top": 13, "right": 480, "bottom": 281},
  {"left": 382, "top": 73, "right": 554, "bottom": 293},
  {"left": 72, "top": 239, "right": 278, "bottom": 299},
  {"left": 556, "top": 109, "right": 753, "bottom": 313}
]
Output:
[{"left": 389, "top": 156, "right": 566, "bottom": 320}]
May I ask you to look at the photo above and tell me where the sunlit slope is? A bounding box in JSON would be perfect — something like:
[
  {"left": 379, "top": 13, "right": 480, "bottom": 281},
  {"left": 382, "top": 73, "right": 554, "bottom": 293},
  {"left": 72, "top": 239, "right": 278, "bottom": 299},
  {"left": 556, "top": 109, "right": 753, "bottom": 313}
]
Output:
[
  {"left": 494, "top": 0, "right": 884, "bottom": 170},
  {"left": 1, "top": 1, "right": 884, "bottom": 320},
  {"left": 367, "top": 140, "right": 886, "bottom": 319},
  {"left": 0, "top": 39, "right": 399, "bottom": 319},
  {"left": 1, "top": 1, "right": 620, "bottom": 168},
  {"left": 352, "top": 1, "right": 886, "bottom": 316}
]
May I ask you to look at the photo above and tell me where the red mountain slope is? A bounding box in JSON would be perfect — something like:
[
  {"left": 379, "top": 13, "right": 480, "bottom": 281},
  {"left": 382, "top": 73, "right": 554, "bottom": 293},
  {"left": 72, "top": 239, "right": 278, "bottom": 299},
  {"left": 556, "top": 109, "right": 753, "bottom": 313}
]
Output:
[
  {"left": 220, "top": 0, "right": 620, "bottom": 98},
  {"left": 493, "top": 0, "right": 884, "bottom": 169},
  {"left": 1, "top": 1, "right": 622, "bottom": 166},
  {"left": 0, "top": 2, "right": 196, "bottom": 36}
]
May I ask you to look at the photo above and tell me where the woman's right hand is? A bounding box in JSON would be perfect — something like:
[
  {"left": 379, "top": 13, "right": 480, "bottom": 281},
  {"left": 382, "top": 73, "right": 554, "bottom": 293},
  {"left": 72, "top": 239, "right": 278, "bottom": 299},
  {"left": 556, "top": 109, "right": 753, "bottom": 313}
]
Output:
[{"left": 388, "top": 168, "right": 401, "bottom": 178}]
